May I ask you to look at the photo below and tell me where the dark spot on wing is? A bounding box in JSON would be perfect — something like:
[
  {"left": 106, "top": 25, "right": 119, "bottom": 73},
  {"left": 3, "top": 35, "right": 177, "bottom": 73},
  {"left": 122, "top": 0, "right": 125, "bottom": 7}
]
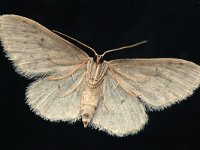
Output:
[
  {"left": 38, "top": 38, "right": 45, "bottom": 46},
  {"left": 22, "top": 41, "right": 27, "bottom": 44},
  {"left": 40, "top": 38, "right": 45, "bottom": 43},
  {"left": 178, "top": 62, "right": 184, "bottom": 65}
]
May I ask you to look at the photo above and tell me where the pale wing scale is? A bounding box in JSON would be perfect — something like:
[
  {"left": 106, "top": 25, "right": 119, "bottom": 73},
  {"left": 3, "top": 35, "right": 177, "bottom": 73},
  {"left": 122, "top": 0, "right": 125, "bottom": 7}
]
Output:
[
  {"left": 26, "top": 68, "right": 85, "bottom": 122},
  {"left": 109, "top": 58, "right": 200, "bottom": 110},
  {"left": 0, "top": 15, "right": 89, "bottom": 77},
  {"left": 91, "top": 71, "right": 148, "bottom": 137}
]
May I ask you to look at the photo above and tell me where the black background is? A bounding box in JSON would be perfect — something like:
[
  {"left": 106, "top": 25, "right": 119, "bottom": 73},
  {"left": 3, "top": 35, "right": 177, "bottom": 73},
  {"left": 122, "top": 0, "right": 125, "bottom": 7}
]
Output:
[{"left": 0, "top": 0, "right": 200, "bottom": 149}]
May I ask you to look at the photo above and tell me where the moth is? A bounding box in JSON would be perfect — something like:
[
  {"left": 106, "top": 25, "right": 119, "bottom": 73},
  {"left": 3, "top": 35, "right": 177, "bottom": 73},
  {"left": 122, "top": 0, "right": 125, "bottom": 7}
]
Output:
[{"left": 1, "top": 15, "right": 200, "bottom": 137}]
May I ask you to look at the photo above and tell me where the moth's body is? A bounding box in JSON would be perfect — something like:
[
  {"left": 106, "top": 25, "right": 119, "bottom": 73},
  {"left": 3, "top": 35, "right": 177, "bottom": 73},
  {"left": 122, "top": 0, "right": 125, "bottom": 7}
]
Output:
[{"left": 81, "top": 55, "right": 108, "bottom": 127}]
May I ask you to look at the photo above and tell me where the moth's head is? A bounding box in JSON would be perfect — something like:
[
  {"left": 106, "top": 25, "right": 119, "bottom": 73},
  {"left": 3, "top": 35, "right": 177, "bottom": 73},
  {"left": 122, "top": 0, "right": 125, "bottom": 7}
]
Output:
[{"left": 93, "top": 55, "right": 104, "bottom": 64}]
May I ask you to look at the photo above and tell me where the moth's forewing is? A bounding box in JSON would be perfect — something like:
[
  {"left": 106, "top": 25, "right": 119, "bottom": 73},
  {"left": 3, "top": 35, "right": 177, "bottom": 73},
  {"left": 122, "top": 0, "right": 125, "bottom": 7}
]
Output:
[
  {"left": 0, "top": 15, "right": 89, "bottom": 77},
  {"left": 108, "top": 58, "right": 200, "bottom": 110}
]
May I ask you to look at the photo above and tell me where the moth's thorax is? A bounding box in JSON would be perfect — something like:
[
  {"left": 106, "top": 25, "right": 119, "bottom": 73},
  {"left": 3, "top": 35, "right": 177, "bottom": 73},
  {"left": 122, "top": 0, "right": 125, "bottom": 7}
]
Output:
[{"left": 86, "top": 56, "right": 108, "bottom": 88}]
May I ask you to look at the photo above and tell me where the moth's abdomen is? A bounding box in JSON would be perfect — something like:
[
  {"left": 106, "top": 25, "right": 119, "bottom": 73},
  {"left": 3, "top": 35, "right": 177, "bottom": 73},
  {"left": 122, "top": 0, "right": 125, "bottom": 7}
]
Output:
[{"left": 81, "top": 86, "right": 102, "bottom": 127}]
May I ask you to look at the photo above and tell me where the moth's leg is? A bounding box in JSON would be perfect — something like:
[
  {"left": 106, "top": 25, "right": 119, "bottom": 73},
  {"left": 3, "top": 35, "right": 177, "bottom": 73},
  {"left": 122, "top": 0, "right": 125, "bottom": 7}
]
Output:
[
  {"left": 47, "top": 63, "right": 86, "bottom": 81},
  {"left": 58, "top": 73, "right": 86, "bottom": 97},
  {"left": 113, "top": 81, "right": 120, "bottom": 91},
  {"left": 46, "top": 57, "right": 88, "bottom": 81},
  {"left": 118, "top": 78, "right": 141, "bottom": 97},
  {"left": 102, "top": 96, "right": 114, "bottom": 114},
  {"left": 116, "top": 70, "right": 149, "bottom": 83},
  {"left": 71, "top": 74, "right": 75, "bottom": 83},
  {"left": 108, "top": 67, "right": 141, "bottom": 97},
  {"left": 47, "top": 54, "right": 89, "bottom": 66},
  {"left": 48, "top": 59, "right": 83, "bottom": 66},
  {"left": 110, "top": 66, "right": 150, "bottom": 83}
]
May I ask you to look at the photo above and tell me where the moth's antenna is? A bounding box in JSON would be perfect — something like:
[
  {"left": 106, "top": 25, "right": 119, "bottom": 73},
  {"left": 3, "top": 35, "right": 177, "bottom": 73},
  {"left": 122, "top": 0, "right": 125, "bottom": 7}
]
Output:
[
  {"left": 102, "top": 40, "right": 147, "bottom": 57},
  {"left": 53, "top": 30, "right": 98, "bottom": 55}
]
